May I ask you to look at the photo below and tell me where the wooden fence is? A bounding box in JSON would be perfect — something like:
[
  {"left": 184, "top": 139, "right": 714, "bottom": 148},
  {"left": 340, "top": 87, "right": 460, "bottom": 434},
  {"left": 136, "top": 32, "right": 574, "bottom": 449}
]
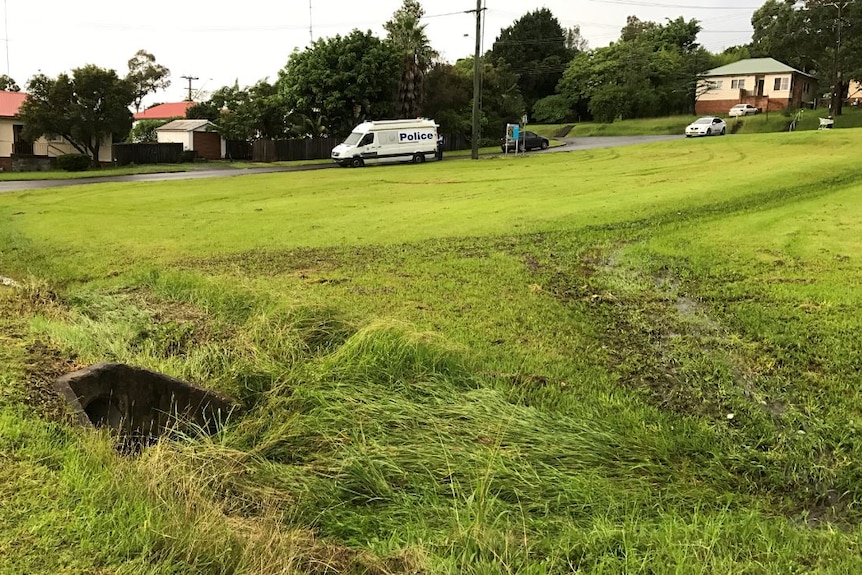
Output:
[
  {"left": 250, "top": 133, "right": 469, "bottom": 163},
  {"left": 113, "top": 143, "right": 184, "bottom": 165},
  {"left": 225, "top": 140, "right": 253, "bottom": 160},
  {"left": 252, "top": 137, "right": 341, "bottom": 162}
]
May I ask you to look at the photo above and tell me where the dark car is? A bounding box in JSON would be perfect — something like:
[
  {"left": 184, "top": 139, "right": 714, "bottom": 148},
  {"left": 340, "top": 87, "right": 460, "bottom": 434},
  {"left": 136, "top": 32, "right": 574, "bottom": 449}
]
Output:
[{"left": 501, "top": 130, "right": 550, "bottom": 152}]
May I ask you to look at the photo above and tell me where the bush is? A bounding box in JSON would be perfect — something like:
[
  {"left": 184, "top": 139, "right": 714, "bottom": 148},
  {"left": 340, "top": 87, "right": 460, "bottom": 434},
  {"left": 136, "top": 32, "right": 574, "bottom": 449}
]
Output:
[
  {"left": 179, "top": 150, "right": 196, "bottom": 163},
  {"left": 532, "top": 94, "right": 572, "bottom": 123},
  {"left": 55, "top": 154, "right": 91, "bottom": 172}
]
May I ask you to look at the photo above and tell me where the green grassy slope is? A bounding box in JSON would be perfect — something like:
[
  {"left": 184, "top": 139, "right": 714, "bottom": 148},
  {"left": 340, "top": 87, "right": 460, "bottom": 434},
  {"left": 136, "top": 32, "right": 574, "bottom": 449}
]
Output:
[
  {"left": 554, "top": 106, "right": 862, "bottom": 137},
  {"left": 2, "top": 129, "right": 862, "bottom": 573}
]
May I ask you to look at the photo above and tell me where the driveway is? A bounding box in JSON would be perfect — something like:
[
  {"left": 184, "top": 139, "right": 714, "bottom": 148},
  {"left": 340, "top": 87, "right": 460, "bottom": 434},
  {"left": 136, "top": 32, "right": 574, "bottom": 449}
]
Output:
[{"left": 0, "top": 136, "right": 684, "bottom": 193}]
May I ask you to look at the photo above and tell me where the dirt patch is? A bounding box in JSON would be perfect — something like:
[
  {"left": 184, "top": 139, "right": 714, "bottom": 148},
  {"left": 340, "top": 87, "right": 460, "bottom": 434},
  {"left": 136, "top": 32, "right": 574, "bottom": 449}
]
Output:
[
  {"left": 0, "top": 285, "right": 79, "bottom": 421},
  {"left": 25, "top": 340, "right": 84, "bottom": 422}
]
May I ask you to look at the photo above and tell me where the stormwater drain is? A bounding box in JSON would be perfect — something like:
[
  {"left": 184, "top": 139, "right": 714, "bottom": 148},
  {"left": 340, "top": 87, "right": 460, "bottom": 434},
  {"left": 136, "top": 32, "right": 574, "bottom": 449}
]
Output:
[{"left": 55, "top": 362, "right": 237, "bottom": 446}]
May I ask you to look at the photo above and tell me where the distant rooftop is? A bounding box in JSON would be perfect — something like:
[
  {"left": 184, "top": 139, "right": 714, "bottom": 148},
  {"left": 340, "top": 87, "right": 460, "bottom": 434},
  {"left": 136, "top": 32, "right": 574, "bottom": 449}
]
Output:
[
  {"left": 704, "top": 58, "right": 813, "bottom": 78},
  {"left": 0, "top": 90, "right": 27, "bottom": 117},
  {"left": 156, "top": 119, "right": 216, "bottom": 132},
  {"left": 133, "top": 101, "right": 195, "bottom": 120}
]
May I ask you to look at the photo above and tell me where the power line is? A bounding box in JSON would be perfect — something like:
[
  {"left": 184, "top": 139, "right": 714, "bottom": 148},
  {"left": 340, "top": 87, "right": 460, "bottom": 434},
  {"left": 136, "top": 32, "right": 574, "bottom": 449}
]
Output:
[{"left": 586, "top": 0, "right": 758, "bottom": 9}]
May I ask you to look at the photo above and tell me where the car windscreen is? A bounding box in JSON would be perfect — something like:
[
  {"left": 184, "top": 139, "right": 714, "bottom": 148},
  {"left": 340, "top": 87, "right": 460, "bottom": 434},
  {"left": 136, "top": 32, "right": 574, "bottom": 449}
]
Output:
[
  {"left": 343, "top": 132, "right": 362, "bottom": 146},
  {"left": 694, "top": 118, "right": 712, "bottom": 124}
]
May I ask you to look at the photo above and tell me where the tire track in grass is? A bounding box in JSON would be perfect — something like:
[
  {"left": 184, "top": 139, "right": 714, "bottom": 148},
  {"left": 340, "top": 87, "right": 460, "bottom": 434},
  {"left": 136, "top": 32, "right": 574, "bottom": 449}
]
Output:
[{"left": 538, "top": 231, "right": 861, "bottom": 525}]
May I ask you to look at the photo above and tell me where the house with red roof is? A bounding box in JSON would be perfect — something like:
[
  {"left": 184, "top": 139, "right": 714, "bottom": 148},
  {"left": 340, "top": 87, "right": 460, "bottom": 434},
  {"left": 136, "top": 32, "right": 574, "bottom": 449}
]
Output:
[
  {"left": 0, "top": 90, "right": 113, "bottom": 171},
  {"left": 133, "top": 101, "right": 195, "bottom": 122}
]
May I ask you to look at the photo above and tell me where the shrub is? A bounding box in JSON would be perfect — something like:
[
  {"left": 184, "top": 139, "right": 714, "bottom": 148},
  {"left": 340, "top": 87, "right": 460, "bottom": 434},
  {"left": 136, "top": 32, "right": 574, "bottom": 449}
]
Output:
[
  {"left": 532, "top": 94, "right": 572, "bottom": 123},
  {"left": 179, "top": 150, "right": 197, "bottom": 163},
  {"left": 55, "top": 153, "right": 91, "bottom": 172}
]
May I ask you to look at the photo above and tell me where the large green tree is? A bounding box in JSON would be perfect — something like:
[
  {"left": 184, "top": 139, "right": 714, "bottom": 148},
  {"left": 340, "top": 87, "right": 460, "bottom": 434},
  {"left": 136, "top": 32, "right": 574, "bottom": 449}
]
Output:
[
  {"left": 204, "top": 80, "right": 290, "bottom": 141},
  {"left": 19, "top": 65, "right": 134, "bottom": 162},
  {"left": 126, "top": 50, "right": 171, "bottom": 112},
  {"left": 558, "top": 16, "right": 709, "bottom": 122},
  {"left": 384, "top": 0, "right": 438, "bottom": 118},
  {"left": 489, "top": 8, "right": 577, "bottom": 119},
  {"left": 752, "top": 0, "right": 862, "bottom": 114},
  {"left": 0, "top": 74, "right": 19, "bottom": 91},
  {"left": 424, "top": 58, "right": 524, "bottom": 143},
  {"left": 277, "top": 30, "right": 400, "bottom": 137}
]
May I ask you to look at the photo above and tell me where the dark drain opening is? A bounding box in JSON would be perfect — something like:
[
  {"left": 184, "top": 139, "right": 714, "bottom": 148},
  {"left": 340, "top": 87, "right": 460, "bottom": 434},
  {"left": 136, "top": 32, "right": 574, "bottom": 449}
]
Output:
[
  {"left": 83, "top": 395, "right": 124, "bottom": 428},
  {"left": 55, "top": 362, "right": 238, "bottom": 448}
]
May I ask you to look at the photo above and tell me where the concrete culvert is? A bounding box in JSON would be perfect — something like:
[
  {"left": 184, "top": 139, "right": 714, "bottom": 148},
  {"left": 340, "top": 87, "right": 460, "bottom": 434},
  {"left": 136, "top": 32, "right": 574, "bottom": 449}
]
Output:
[{"left": 55, "top": 362, "right": 237, "bottom": 445}]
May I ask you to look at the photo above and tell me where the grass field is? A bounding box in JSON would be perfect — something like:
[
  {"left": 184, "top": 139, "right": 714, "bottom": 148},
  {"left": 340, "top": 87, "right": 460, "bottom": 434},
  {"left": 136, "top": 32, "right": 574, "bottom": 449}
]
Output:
[
  {"left": 2, "top": 129, "right": 862, "bottom": 573},
  {"left": 560, "top": 106, "right": 862, "bottom": 137}
]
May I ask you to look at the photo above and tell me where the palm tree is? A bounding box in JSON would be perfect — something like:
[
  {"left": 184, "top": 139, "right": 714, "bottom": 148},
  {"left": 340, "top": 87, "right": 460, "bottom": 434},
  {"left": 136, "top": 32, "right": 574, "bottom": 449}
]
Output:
[{"left": 384, "top": 0, "right": 438, "bottom": 118}]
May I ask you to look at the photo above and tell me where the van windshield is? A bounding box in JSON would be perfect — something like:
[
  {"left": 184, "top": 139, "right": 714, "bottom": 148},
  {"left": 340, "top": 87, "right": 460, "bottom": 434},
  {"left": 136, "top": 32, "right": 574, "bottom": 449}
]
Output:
[{"left": 343, "top": 132, "right": 362, "bottom": 146}]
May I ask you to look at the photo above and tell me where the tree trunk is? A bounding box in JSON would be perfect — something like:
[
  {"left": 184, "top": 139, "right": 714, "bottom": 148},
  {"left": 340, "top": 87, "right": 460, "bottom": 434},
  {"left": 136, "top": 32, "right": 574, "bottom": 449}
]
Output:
[{"left": 830, "top": 79, "right": 845, "bottom": 116}]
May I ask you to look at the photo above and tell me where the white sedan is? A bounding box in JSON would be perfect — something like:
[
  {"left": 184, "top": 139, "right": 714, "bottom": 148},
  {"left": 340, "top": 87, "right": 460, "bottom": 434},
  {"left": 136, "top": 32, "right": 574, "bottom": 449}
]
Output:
[
  {"left": 685, "top": 116, "right": 727, "bottom": 137},
  {"left": 728, "top": 103, "right": 760, "bottom": 117}
]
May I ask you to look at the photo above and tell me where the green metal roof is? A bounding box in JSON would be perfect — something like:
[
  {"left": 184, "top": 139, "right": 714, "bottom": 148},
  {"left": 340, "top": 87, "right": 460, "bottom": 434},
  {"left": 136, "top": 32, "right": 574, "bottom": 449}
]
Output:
[{"left": 704, "top": 58, "right": 813, "bottom": 78}]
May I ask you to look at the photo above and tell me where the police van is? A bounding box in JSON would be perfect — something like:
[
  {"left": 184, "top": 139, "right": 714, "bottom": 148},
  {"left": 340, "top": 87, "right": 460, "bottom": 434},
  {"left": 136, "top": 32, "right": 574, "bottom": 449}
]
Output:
[{"left": 331, "top": 118, "right": 440, "bottom": 167}]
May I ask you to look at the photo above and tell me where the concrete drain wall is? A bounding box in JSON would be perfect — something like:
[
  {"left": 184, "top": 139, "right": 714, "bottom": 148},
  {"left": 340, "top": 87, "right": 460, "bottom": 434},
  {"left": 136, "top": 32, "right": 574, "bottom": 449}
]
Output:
[{"left": 55, "top": 362, "right": 236, "bottom": 442}]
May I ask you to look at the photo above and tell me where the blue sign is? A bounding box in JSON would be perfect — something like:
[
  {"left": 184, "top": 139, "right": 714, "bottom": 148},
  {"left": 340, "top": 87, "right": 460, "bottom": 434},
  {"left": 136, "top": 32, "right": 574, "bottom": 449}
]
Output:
[{"left": 512, "top": 125, "right": 520, "bottom": 140}]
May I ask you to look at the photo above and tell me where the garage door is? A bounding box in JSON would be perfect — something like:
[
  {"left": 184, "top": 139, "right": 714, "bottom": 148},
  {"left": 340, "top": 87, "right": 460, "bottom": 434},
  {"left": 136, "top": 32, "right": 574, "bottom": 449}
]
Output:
[{"left": 193, "top": 132, "right": 221, "bottom": 160}]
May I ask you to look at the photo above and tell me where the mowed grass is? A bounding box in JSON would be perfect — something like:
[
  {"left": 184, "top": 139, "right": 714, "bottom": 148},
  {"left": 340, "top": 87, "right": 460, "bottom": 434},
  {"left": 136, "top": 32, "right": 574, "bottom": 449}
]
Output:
[
  {"left": 562, "top": 106, "right": 862, "bottom": 137},
  {"left": 2, "top": 129, "right": 862, "bottom": 573}
]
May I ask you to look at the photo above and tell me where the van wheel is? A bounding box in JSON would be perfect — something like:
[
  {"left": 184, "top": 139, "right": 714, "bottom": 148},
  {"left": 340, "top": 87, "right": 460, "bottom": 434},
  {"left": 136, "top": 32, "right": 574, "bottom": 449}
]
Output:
[
  {"left": 351, "top": 157, "right": 364, "bottom": 168},
  {"left": 413, "top": 153, "right": 425, "bottom": 164}
]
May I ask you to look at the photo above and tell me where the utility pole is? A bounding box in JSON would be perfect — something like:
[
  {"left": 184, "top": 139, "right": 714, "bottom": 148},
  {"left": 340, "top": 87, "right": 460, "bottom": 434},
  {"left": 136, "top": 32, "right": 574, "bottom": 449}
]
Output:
[
  {"left": 309, "top": 0, "right": 314, "bottom": 45},
  {"left": 180, "top": 75, "right": 199, "bottom": 101},
  {"left": 469, "top": 0, "right": 484, "bottom": 160},
  {"left": 828, "top": 1, "right": 848, "bottom": 116},
  {"left": 4, "top": 0, "right": 9, "bottom": 76}
]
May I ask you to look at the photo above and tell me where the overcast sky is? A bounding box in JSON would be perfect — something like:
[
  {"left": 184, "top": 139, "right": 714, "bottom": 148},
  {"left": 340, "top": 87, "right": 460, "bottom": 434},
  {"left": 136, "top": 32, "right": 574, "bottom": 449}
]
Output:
[{"left": 3, "top": 0, "right": 759, "bottom": 106}]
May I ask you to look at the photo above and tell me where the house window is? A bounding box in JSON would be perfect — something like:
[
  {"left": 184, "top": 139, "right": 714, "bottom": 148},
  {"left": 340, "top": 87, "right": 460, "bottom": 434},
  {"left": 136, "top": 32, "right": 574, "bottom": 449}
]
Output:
[
  {"left": 803, "top": 82, "right": 810, "bottom": 94},
  {"left": 731, "top": 79, "right": 745, "bottom": 90},
  {"left": 709, "top": 80, "right": 723, "bottom": 90},
  {"left": 773, "top": 77, "right": 789, "bottom": 91},
  {"left": 45, "top": 133, "right": 64, "bottom": 142}
]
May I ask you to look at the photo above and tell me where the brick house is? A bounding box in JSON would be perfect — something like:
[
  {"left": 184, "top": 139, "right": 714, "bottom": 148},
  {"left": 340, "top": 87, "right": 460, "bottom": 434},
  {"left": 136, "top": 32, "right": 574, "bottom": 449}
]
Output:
[
  {"left": 0, "top": 90, "right": 112, "bottom": 171},
  {"left": 847, "top": 80, "right": 862, "bottom": 106},
  {"left": 696, "top": 58, "right": 817, "bottom": 115}
]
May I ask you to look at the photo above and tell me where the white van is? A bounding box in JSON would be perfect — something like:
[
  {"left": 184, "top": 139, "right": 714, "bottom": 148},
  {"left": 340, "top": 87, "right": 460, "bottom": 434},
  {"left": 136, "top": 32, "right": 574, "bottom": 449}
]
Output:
[{"left": 331, "top": 118, "right": 440, "bottom": 167}]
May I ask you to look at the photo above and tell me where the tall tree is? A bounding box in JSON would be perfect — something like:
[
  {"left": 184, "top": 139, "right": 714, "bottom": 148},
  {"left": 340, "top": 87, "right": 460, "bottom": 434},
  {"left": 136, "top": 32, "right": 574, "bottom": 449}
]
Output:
[
  {"left": 422, "top": 63, "right": 473, "bottom": 137},
  {"left": 384, "top": 0, "right": 438, "bottom": 118},
  {"left": 751, "top": 0, "right": 807, "bottom": 69},
  {"left": 126, "top": 50, "right": 171, "bottom": 112},
  {"left": 276, "top": 30, "right": 400, "bottom": 136},
  {"left": 752, "top": 0, "right": 862, "bottom": 114},
  {"left": 0, "top": 75, "right": 20, "bottom": 91},
  {"left": 489, "top": 8, "right": 577, "bottom": 118},
  {"left": 558, "top": 17, "right": 707, "bottom": 122},
  {"left": 19, "top": 65, "right": 134, "bottom": 163},
  {"left": 424, "top": 58, "right": 524, "bottom": 142},
  {"left": 204, "top": 80, "right": 291, "bottom": 141},
  {"left": 565, "top": 25, "right": 589, "bottom": 53}
]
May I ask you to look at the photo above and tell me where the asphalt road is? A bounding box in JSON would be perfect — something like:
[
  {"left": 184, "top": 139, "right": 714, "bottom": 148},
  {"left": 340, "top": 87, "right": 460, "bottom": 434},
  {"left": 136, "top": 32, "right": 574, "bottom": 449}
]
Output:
[{"left": 0, "top": 135, "right": 683, "bottom": 193}]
